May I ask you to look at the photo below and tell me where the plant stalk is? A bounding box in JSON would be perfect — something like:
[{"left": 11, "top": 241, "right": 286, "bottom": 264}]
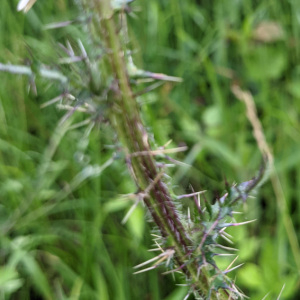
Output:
[{"left": 92, "top": 1, "right": 230, "bottom": 298}]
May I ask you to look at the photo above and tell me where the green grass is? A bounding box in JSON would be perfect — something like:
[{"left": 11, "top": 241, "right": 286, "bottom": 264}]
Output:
[{"left": 0, "top": 0, "right": 300, "bottom": 299}]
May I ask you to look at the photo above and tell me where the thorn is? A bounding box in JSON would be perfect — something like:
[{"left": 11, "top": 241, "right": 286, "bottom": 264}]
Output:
[
  {"left": 121, "top": 200, "right": 139, "bottom": 224},
  {"left": 56, "top": 103, "right": 87, "bottom": 112},
  {"left": 129, "top": 146, "right": 188, "bottom": 157},
  {"left": 156, "top": 162, "right": 175, "bottom": 168},
  {"left": 213, "top": 253, "right": 236, "bottom": 257},
  {"left": 219, "top": 192, "right": 228, "bottom": 204},
  {"left": 220, "top": 233, "right": 234, "bottom": 244},
  {"left": 126, "top": 54, "right": 183, "bottom": 82},
  {"left": 164, "top": 155, "right": 190, "bottom": 167},
  {"left": 162, "top": 263, "right": 185, "bottom": 275},
  {"left": 134, "top": 81, "right": 164, "bottom": 97},
  {"left": 133, "top": 265, "right": 157, "bottom": 274},
  {"left": 153, "top": 240, "right": 163, "bottom": 252},
  {"left": 218, "top": 219, "right": 257, "bottom": 228},
  {"left": 228, "top": 278, "right": 248, "bottom": 299},
  {"left": 133, "top": 256, "right": 161, "bottom": 269},
  {"left": 66, "top": 40, "right": 75, "bottom": 57},
  {"left": 77, "top": 39, "right": 88, "bottom": 59},
  {"left": 44, "top": 20, "right": 74, "bottom": 29},
  {"left": 223, "top": 263, "right": 244, "bottom": 274},
  {"left": 213, "top": 244, "right": 239, "bottom": 252},
  {"left": 219, "top": 227, "right": 233, "bottom": 239},
  {"left": 0, "top": 63, "right": 67, "bottom": 83},
  {"left": 57, "top": 103, "right": 90, "bottom": 127},
  {"left": 150, "top": 233, "right": 162, "bottom": 239},
  {"left": 58, "top": 42, "right": 73, "bottom": 56},
  {"left": 40, "top": 94, "right": 64, "bottom": 108},
  {"left": 145, "top": 72, "right": 183, "bottom": 82},
  {"left": 17, "top": 0, "right": 38, "bottom": 13},
  {"left": 261, "top": 292, "right": 270, "bottom": 300},
  {"left": 148, "top": 248, "right": 161, "bottom": 252},
  {"left": 59, "top": 56, "right": 84, "bottom": 64},
  {"left": 227, "top": 285, "right": 248, "bottom": 300},
  {"left": 225, "top": 255, "right": 239, "bottom": 271},
  {"left": 68, "top": 118, "right": 92, "bottom": 130},
  {"left": 190, "top": 185, "right": 203, "bottom": 216},
  {"left": 276, "top": 284, "right": 285, "bottom": 300},
  {"left": 133, "top": 249, "right": 175, "bottom": 272},
  {"left": 162, "top": 139, "right": 173, "bottom": 148},
  {"left": 176, "top": 190, "right": 206, "bottom": 200},
  {"left": 187, "top": 207, "right": 191, "bottom": 225},
  {"left": 122, "top": 170, "right": 165, "bottom": 224},
  {"left": 197, "top": 265, "right": 201, "bottom": 279},
  {"left": 175, "top": 284, "right": 190, "bottom": 287},
  {"left": 232, "top": 219, "right": 257, "bottom": 226}
]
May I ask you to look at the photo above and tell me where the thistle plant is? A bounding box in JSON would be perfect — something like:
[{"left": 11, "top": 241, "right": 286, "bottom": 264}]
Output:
[{"left": 1, "top": 0, "right": 268, "bottom": 299}]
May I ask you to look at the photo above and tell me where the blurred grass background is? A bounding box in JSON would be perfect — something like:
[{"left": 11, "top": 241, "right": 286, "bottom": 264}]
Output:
[{"left": 0, "top": 0, "right": 300, "bottom": 299}]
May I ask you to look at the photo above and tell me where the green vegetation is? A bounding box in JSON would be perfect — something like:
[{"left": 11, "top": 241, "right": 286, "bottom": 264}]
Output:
[{"left": 0, "top": 0, "right": 300, "bottom": 299}]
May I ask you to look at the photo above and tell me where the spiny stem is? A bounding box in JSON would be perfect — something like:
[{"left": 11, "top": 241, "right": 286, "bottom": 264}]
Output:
[{"left": 92, "top": 1, "right": 230, "bottom": 298}]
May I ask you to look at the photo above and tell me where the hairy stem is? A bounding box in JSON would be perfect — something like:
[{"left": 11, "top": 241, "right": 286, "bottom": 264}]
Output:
[{"left": 91, "top": 1, "right": 230, "bottom": 298}]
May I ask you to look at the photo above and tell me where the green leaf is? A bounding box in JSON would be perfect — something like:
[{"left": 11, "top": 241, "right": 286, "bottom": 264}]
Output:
[
  {"left": 22, "top": 254, "right": 53, "bottom": 299},
  {"left": 246, "top": 46, "right": 287, "bottom": 80},
  {"left": 0, "top": 267, "right": 23, "bottom": 294}
]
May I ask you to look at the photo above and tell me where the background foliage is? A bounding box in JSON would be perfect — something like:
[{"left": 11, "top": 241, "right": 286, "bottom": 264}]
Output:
[{"left": 0, "top": 0, "right": 299, "bottom": 299}]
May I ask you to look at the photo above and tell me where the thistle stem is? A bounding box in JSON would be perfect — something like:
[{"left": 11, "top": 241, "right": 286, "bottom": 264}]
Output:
[{"left": 92, "top": 1, "right": 230, "bottom": 298}]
